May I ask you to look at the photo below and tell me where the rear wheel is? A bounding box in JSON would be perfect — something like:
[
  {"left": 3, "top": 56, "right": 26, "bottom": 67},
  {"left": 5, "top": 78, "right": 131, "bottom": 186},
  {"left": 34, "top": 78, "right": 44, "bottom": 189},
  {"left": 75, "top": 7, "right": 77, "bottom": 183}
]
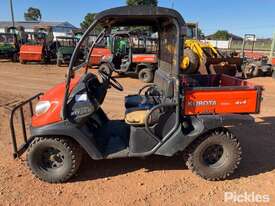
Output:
[
  {"left": 138, "top": 68, "right": 154, "bottom": 83},
  {"left": 27, "top": 137, "right": 82, "bottom": 183},
  {"left": 186, "top": 129, "right": 242, "bottom": 181}
]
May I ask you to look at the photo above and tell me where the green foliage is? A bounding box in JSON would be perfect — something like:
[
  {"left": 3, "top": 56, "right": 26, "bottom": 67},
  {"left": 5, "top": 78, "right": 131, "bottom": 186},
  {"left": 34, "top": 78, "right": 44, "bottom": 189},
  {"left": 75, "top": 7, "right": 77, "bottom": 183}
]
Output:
[
  {"left": 80, "top": 13, "right": 102, "bottom": 33},
  {"left": 127, "top": 0, "right": 158, "bottom": 6},
  {"left": 211, "top": 30, "right": 230, "bottom": 40},
  {"left": 24, "top": 7, "right": 42, "bottom": 21},
  {"left": 198, "top": 28, "right": 205, "bottom": 39}
]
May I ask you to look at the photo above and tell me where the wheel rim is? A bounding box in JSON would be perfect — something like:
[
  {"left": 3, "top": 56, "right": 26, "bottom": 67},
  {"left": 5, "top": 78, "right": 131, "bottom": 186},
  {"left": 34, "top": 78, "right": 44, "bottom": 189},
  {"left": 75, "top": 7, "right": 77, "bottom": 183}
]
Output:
[
  {"left": 202, "top": 144, "right": 224, "bottom": 168},
  {"left": 40, "top": 147, "right": 65, "bottom": 171}
]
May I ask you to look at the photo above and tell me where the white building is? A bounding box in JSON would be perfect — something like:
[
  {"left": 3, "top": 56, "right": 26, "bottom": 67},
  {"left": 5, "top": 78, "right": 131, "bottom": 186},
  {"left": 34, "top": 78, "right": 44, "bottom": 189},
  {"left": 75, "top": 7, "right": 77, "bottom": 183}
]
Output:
[{"left": 0, "top": 21, "right": 77, "bottom": 40}]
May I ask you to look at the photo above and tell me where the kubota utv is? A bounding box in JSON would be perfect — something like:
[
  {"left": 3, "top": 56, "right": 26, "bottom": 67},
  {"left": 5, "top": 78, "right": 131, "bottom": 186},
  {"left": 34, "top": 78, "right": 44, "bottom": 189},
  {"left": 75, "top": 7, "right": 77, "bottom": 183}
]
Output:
[
  {"left": 95, "top": 30, "right": 158, "bottom": 83},
  {"left": 10, "top": 6, "right": 263, "bottom": 183}
]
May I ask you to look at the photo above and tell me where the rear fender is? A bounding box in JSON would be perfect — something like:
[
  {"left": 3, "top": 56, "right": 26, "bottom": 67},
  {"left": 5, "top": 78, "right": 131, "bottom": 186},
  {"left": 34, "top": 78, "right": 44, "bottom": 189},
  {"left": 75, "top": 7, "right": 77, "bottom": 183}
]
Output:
[
  {"left": 30, "top": 120, "right": 103, "bottom": 160},
  {"left": 155, "top": 115, "right": 224, "bottom": 156}
]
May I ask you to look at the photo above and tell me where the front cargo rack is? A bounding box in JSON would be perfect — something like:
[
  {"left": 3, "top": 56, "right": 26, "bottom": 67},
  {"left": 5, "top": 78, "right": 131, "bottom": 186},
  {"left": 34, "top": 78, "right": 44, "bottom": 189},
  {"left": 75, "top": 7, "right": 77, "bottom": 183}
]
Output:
[{"left": 9, "top": 93, "right": 43, "bottom": 158}]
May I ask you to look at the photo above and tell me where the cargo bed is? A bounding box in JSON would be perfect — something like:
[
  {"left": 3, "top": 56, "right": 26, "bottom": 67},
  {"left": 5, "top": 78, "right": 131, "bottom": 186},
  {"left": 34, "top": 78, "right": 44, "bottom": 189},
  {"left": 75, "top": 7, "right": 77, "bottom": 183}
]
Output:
[{"left": 181, "top": 74, "right": 263, "bottom": 115}]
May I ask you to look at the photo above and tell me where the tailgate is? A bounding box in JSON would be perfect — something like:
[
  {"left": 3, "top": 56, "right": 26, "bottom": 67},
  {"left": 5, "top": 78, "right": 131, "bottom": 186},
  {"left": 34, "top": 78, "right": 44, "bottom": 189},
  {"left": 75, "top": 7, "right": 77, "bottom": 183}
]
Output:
[
  {"left": 184, "top": 88, "right": 262, "bottom": 115},
  {"left": 182, "top": 74, "right": 263, "bottom": 116}
]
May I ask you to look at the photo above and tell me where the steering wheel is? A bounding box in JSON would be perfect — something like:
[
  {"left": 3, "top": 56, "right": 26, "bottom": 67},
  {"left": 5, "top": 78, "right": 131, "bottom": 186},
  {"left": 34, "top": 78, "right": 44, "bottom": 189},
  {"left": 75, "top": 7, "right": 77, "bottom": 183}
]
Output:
[{"left": 98, "top": 63, "right": 124, "bottom": 91}]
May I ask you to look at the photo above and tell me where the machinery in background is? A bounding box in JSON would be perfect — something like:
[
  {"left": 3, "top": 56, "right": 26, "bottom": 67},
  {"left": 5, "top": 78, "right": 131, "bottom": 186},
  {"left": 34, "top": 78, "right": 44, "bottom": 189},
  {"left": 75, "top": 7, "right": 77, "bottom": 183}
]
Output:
[
  {"left": 0, "top": 32, "right": 19, "bottom": 62},
  {"left": 19, "top": 25, "right": 56, "bottom": 64},
  {"left": 56, "top": 36, "right": 79, "bottom": 66},
  {"left": 181, "top": 23, "right": 243, "bottom": 76},
  {"left": 241, "top": 34, "right": 273, "bottom": 78},
  {"left": 269, "top": 33, "right": 275, "bottom": 79},
  {"left": 95, "top": 31, "right": 158, "bottom": 83}
]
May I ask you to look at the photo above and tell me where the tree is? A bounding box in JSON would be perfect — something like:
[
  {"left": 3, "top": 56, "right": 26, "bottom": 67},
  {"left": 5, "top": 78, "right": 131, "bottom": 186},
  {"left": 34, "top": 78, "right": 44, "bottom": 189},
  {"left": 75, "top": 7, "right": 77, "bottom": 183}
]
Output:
[
  {"left": 198, "top": 28, "right": 205, "bottom": 39},
  {"left": 80, "top": 13, "right": 96, "bottom": 30},
  {"left": 24, "top": 7, "right": 42, "bottom": 21},
  {"left": 80, "top": 13, "right": 102, "bottom": 33},
  {"left": 127, "top": 0, "right": 158, "bottom": 6},
  {"left": 211, "top": 30, "right": 230, "bottom": 40}
]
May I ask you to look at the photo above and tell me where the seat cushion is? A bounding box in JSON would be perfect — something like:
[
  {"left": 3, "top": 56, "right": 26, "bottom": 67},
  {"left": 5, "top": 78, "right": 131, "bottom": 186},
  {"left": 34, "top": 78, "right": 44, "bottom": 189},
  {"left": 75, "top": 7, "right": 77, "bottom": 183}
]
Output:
[
  {"left": 125, "top": 107, "right": 160, "bottom": 126},
  {"left": 125, "top": 109, "right": 149, "bottom": 125}
]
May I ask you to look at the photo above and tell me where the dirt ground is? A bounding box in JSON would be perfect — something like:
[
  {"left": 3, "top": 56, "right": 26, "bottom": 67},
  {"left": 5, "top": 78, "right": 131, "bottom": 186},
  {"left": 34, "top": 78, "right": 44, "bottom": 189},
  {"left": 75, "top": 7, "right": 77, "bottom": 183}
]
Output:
[{"left": 0, "top": 61, "right": 275, "bottom": 206}]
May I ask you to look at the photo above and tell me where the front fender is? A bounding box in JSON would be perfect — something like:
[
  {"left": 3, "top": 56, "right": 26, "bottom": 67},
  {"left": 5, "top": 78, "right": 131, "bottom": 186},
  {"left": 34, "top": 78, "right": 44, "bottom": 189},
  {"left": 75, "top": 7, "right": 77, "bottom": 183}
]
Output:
[{"left": 30, "top": 120, "right": 103, "bottom": 160}]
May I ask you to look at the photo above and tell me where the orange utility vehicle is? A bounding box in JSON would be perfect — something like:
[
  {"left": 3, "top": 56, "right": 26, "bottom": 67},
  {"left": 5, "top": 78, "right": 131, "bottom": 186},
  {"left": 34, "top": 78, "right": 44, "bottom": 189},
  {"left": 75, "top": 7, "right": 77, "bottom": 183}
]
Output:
[
  {"left": 92, "top": 31, "right": 158, "bottom": 83},
  {"left": 9, "top": 6, "right": 263, "bottom": 183},
  {"left": 19, "top": 26, "right": 55, "bottom": 64}
]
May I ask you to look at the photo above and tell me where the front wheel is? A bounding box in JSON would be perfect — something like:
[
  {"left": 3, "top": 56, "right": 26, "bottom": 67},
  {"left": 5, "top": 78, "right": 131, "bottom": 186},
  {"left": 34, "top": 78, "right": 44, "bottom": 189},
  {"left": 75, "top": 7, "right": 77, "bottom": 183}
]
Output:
[
  {"left": 27, "top": 137, "right": 82, "bottom": 183},
  {"left": 186, "top": 129, "right": 242, "bottom": 181},
  {"left": 272, "top": 70, "right": 275, "bottom": 79},
  {"left": 138, "top": 68, "right": 154, "bottom": 83}
]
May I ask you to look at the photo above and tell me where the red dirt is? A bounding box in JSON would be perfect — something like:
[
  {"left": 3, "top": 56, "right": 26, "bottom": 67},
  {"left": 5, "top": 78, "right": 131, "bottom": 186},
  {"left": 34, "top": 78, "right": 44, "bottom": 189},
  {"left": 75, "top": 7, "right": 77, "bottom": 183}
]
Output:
[{"left": 0, "top": 62, "right": 275, "bottom": 205}]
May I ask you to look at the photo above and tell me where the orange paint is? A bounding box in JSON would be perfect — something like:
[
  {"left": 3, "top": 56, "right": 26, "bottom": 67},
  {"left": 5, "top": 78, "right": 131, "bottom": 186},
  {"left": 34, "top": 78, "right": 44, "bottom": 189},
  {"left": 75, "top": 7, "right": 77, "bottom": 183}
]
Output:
[
  {"left": 272, "top": 58, "right": 275, "bottom": 65},
  {"left": 184, "top": 89, "right": 260, "bottom": 115},
  {"left": 182, "top": 75, "right": 263, "bottom": 115},
  {"left": 89, "top": 48, "right": 112, "bottom": 65},
  {"left": 19, "top": 45, "right": 44, "bottom": 62},
  {"left": 132, "top": 54, "right": 157, "bottom": 63},
  {"left": 32, "top": 76, "right": 81, "bottom": 127}
]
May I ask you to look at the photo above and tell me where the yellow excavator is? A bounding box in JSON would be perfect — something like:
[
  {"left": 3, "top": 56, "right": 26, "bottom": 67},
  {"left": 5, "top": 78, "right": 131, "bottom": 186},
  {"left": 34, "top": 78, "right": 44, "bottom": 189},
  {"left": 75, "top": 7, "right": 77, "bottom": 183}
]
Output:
[{"left": 181, "top": 23, "right": 242, "bottom": 76}]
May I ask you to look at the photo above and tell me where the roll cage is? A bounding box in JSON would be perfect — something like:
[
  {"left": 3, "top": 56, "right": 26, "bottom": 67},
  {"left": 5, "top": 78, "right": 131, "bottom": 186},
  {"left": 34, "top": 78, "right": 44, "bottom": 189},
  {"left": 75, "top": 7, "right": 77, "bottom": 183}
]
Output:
[{"left": 63, "top": 6, "right": 186, "bottom": 119}]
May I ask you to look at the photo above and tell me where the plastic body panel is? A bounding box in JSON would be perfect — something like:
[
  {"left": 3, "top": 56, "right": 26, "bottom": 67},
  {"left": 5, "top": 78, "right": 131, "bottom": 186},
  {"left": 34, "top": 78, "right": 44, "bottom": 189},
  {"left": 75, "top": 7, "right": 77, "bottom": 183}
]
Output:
[
  {"left": 156, "top": 115, "right": 225, "bottom": 156},
  {"left": 19, "top": 45, "right": 44, "bottom": 62},
  {"left": 31, "top": 120, "right": 103, "bottom": 160},
  {"left": 132, "top": 54, "right": 158, "bottom": 63},
  {"left": 89, "top": 48, "right": 112, "bottom": 65},
  {"left": 32, "top": 77, "right": 80, "bottom": 127},
  {"left": 182, "top": 75, "right": 263, "bottom": 115}
]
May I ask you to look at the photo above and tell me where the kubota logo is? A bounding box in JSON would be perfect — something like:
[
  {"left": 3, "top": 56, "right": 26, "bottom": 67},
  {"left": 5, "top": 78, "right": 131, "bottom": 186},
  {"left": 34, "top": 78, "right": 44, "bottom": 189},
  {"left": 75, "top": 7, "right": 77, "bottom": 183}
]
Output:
[{"left": 187, "top": 100, "right": 217, "bottom": 107}]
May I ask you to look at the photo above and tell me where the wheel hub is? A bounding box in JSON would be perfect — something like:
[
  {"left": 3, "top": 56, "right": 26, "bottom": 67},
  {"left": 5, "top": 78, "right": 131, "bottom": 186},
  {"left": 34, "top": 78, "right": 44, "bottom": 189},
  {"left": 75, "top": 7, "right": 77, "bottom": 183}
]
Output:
[
  {"left": 202, "top": 144, "right": 224, "bottom": 166},
  {"left": 42, "top": 148, "right": 65, "bottom": 169}
]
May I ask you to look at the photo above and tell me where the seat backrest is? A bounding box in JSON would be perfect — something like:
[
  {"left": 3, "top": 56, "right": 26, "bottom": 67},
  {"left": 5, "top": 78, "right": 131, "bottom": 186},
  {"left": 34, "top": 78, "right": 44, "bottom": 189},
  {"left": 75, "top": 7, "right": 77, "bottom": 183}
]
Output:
[{"left": 154, "top": 69, "right": 174, "bottom": 98}]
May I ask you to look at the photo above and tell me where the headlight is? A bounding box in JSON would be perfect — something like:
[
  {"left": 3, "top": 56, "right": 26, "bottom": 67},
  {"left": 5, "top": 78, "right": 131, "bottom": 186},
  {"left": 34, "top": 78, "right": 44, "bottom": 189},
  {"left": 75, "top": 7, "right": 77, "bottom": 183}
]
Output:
[{"left": 35, "top": 101, "right": 51, "bottom": 116}]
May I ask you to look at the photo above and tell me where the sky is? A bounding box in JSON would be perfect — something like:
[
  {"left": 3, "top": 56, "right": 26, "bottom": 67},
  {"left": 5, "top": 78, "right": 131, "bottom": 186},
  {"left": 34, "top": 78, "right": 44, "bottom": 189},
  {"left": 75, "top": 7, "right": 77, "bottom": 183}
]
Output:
[{"left": 0, "top": 0, "right": 275, "bottom": 38}]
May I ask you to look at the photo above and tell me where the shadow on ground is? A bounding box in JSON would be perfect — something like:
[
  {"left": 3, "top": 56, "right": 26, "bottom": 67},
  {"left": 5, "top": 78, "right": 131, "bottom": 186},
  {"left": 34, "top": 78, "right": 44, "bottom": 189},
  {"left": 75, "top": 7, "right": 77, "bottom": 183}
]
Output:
[{"left": 71, "top": 116, "right": 275, "bottom": 182}]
